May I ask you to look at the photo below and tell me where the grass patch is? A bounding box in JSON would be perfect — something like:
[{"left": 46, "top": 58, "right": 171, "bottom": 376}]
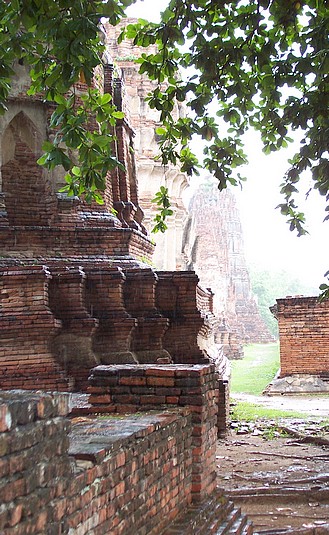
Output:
[
  {"left": 230, "top": 342, "right": 280, "bottom": 395},
  {"left": 231, "top": 400, "right": 305, "bottom": 421}
]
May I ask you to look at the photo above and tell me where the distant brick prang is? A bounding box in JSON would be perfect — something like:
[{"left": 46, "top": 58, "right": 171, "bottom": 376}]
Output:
[
  {"left": 88, "top": 364, "right": 219, "bottom": 501},
  {"left": 275, "top": 296, "right": 329, "bottom": 377},
  {"left": 184, "top": 184, "right": 275, "bottom": 353}
]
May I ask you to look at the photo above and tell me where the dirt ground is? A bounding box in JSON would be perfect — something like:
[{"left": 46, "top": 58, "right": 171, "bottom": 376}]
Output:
[{"left": 216, "top": 416, "right": 329, "bottom": 533}]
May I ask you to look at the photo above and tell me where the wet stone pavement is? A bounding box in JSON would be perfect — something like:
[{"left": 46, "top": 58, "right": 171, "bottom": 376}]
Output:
[{"left": 217, "top": 418, "right": 329, "bottom": 534}]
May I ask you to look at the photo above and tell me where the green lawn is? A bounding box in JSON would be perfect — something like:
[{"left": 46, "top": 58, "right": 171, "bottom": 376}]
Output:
[
  {"left": 231, "top": 400, "right": 305, "bottom": 421},
  {"left": 230, "top": 343, "right": 280, "bottom": 395}
]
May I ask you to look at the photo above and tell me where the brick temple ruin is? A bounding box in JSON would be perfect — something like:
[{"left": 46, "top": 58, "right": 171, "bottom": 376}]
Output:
[
  {"left": 0, "top": 49, "right": 227, "bottom": 391},
  {"left": 184, "top": 182, "right": 274, "bottom": 359},
  {"left": 0, "top": 23, "right": 255, "bottom": 534},
  {"left": 107, "top": 22, "right": 274, "bottom": 362},
  {"left": 1, "top": 15, "right": 329, "bottom": 532},
  {"left": 267, "top": 296, "right": 329, "bottom": 394}
]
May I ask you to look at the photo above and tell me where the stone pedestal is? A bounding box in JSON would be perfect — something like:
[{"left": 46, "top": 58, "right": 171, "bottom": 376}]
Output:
[
  {"left": 156, "top": 271, "right": 208, "bottom": 364},
  {"left": 0, "top": 265, "right": 69, "bottom": 390}
]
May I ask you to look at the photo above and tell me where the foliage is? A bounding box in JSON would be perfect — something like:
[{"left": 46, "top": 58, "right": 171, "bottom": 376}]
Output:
[
  {"left": 319, "top": 270, "right": 329, "bottom": 300},
  {"left": 151, "top": 186, "right": 173, "bottom": 232},
  {"left": 0, "top": 1, "right": 328, "bottom": 239},
  {"left": 249, "top": 267, "right": 317, "bottom": 336},
  {"left": 122, "top": 0, "right": 328, "bottom": 236},
  {"left": 0, "top": 0, "right": 133, "bottom": 201},
  {"left": 230, "top": 343, "right": 280, "bottom": 395}
]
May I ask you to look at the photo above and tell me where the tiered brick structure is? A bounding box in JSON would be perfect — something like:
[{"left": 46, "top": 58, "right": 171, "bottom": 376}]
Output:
[
  {"left": 0, "top": 36, "right": 227, "bottom": 397},
  {"left": 0, "top": 25, "right": 255, "bottom": 535}
]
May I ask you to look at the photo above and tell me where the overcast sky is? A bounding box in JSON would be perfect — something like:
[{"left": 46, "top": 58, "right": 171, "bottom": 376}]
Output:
[
  {"left": 234, "top": 132, "right": 328, "bottom": 290},
  {"left": 126, "top": 0, "right": 328, "bottom": 291}
]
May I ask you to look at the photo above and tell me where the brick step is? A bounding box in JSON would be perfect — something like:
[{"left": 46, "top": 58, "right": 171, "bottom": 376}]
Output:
[
  {"left": 162, "top": 488, "right": 253, "bottom": 535},
  {"left": 229, "top": 487, "right": 329, "bottom": 504},
  {"left": 215, "top": 506, "right": 253, "bottom": 535},
  {"left": 222, "top": 513, "right": 253, "bottom": 535},
  {"left": 205, "top": 500, "right": 236, "bottom": 534},
  {"left": 254, "top": 526, "right": 329, "bottom": 535}
]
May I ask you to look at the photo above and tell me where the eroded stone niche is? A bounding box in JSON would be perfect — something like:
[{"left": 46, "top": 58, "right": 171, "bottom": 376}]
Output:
[{"left": 1, "top": 110, "right": 57, "bottom": 226}]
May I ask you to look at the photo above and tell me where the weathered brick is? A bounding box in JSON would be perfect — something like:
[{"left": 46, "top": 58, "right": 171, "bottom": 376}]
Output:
[
  {"left": 276, "top": 297, "right": 329, "bottom": 376},
  {"left": 119, "top": 377, "right": 147, "bottom": 386},
  {"left": 140, "top": 395, "right": 166, "bottom": 405}
]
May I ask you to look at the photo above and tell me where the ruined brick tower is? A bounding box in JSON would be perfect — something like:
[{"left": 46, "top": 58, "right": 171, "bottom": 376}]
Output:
[
  {"left": 105, "top": 19, "right": 190, "bottom": 272},
  {"left": 0, "top": 35, "right": 225, "bottom": 395},
  {"left": 184, "top": 181, "right": 274, "bottom": 357},
  {"left": 105, "top": 21, "right": 272, "bottom": 362}
]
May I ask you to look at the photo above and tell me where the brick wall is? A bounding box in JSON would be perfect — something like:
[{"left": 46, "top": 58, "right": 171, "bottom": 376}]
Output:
[
  {"left": 0, "top": 390, "right": 71, "bottom": 533},
  {"left": 0, "top": 389, "right": 196, "bottom": 534},
  {"left": 88, "top": 364, "right": 219, "bottom": 501},
  {"left": 68, "top": 409, "right": 192, "bottom": 535},
  {"left": 218, "top": 380, "right": 230, "bottom": 432},
  {"left": 0, "top": 226, "right": 154, "bottom": 261},
  {"left": 275, "top": 296, "right": 329, "bottom": 376},
  {"left": 0, "top": 262, "right": 216, "bottom": 392}
]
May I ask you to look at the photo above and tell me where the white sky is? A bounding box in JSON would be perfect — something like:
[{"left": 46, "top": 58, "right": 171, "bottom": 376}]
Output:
[
  {"left": 234, "top": 132, "right": 328, "bottom": 289},
  {"left": 126, "top": 0, "right": 328, "bottom": 290},
  {"left": 126, "top": 0, "right": 167, "bottom": 22}
]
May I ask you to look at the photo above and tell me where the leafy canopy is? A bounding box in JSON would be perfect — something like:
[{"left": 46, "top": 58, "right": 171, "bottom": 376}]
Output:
[
  {"left": 0, "top": 0, "right": 133, "bottom": 201},
  {"left": 0, "top": 1, "right": 328, "bottom": 292},
  {"left": 122, "top": 0, "right": 328, "bottom": 236}
]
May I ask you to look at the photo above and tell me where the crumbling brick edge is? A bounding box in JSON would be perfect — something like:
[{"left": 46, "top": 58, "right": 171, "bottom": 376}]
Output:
[{"left": 0, "top": 363, "right": 224, "bottom": 534}]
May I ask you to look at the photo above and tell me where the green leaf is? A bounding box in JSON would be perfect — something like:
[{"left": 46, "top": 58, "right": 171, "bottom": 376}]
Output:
[
  {"left": 71, "top": 166, "right": 81, "bottom": 177},
  {"left": 101, "top": 93, "right": 112, "bottom": 105},
  {"left": 112, "top": 110, "right": 125, "bottom": 119},
  {"left": 155, "top": 127, "right": 167, "bottom": 135}
]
